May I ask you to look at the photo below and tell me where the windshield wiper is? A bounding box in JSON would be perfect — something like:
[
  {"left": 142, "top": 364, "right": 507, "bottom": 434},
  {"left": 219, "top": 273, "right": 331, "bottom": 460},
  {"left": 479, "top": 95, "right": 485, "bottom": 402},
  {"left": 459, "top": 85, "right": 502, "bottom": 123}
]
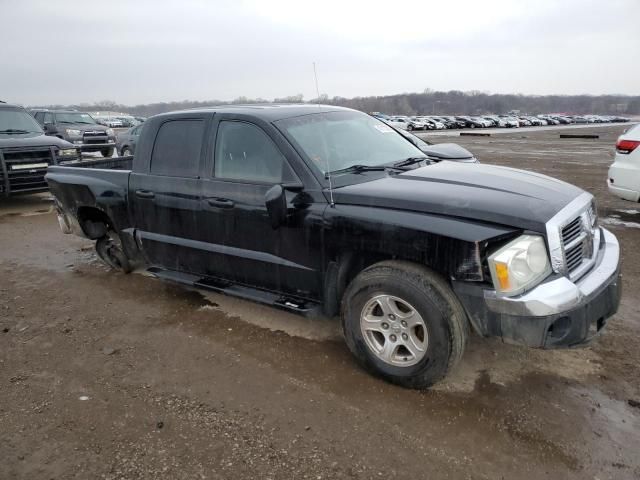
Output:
[
  {"left": 0, "top": 129, "right": 30, "bottom": 134},
  {"left": 327, "top": 164, "right": 389, "bottom": 176},
  {"left": 393, "top": 156, "right": 430, "bottom": 168}
]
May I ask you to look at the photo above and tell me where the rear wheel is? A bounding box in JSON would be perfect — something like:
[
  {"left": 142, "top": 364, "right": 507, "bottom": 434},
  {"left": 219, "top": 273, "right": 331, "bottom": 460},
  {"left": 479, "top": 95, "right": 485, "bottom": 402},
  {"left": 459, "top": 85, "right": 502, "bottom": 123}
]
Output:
[
  {"left": 101, "top": 148, "right": 114, "bottom": 158},
  {"left": 407, "top": 124, "right": 414, "bottom": 131},
  {"left": 341, "top": 260, "right": 468, "bottom": 389},
  {"left": 96, "top": 232, "right": 132, "bottom": 273}
]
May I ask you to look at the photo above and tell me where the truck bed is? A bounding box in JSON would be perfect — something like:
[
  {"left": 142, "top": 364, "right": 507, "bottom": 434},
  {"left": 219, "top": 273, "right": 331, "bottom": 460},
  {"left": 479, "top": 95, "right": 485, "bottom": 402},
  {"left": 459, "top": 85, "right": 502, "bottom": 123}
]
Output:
[{"left": 45, "top": 155, "right": 133, "bottom": 219}]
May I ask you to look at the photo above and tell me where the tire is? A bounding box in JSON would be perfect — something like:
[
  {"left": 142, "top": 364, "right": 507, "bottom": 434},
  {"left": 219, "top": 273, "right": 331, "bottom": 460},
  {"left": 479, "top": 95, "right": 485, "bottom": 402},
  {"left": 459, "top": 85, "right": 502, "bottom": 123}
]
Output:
[
  {"left": 96, "top": 233, "right": 132, "bottom": 273},
  {"left": 121, "top": 147, "right": 132, "bottom": 157},
  {"left": 341, "top": 260, "right": 468, "bottom": 389},
  {"left": 101, "top": 148, "right": 114, "bottom": 158},
  {"left": 470, "top": 124, "right": 475, "bottom": 129},
  {"left": 407, "top": 125, "right": 414, "bottom": 131}
]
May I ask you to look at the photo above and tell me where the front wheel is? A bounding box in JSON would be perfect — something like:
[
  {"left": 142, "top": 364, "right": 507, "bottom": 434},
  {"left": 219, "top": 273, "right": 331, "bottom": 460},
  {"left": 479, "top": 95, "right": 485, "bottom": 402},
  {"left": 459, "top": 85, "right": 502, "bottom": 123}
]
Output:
[
  {"left": 101, "top": 148, "right": 114, "bottom": 158},
  {"left": 121, "top": 147, "right": 132, "bottom": 157},
  {"left": 341, "top": 260, "right": 468, "bottom": 389}
]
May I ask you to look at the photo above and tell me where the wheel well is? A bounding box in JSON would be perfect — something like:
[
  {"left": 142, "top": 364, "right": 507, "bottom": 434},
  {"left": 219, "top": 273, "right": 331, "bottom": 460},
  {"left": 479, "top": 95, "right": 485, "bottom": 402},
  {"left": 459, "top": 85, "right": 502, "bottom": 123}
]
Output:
[
  {"left": 76, "top": 207, "right": 112, "bottom": 239},
  {"left": 327, "top": 251, "right": 449, "bottom": 317}
]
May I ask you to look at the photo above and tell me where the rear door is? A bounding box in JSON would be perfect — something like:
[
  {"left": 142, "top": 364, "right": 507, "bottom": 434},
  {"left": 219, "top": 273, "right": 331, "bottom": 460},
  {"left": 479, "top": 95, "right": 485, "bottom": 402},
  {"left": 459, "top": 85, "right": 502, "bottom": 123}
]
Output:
[{"left": 129, "top": 113, "right": 210, "bottom": 271}]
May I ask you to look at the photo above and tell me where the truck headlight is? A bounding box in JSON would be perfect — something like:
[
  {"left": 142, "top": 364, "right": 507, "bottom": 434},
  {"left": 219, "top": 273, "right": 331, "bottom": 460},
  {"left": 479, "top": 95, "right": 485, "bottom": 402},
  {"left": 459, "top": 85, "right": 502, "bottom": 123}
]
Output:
[
  {"left": 106, "top": 128, "right": 115, "bottom": 136},
  {"left": 65, "top": 129, "right": 82, "bottom": 136},
  {"left": 58, "top": 148, "right": 78, "bottom": 157},
  {"left": 487, "top": 235, "right": 551, "bottom": 296}
]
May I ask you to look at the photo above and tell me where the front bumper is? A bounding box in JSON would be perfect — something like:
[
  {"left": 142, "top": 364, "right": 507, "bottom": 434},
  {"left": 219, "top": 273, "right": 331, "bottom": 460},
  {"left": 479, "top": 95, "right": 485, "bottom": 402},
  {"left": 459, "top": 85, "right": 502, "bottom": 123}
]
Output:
[
  {"left": 65, "top": 135, "right": 116, "bottom": 152},
  {"left": 454, "top": 228, "right": 621, "bottom": 348},
  {"left": 71, "top": 141, "right": 116, "bottom": 152}
]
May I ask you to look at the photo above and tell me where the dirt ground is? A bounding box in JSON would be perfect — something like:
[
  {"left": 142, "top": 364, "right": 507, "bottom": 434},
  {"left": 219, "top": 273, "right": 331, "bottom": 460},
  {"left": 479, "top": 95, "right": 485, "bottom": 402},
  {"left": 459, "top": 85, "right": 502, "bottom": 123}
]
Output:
[{"left": 1, "top": 125, "right": 639, "bottom": 480}]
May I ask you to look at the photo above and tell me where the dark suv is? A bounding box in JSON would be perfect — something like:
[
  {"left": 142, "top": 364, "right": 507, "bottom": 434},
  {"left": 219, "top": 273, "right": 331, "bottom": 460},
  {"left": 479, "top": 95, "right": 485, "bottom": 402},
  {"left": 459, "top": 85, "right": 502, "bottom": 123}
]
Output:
[
  {"left": 0, "top": 102, "right": 80, "bottom": 197},
  {"left": 31, "top": 109, "right": 117, "bottom": 157}
]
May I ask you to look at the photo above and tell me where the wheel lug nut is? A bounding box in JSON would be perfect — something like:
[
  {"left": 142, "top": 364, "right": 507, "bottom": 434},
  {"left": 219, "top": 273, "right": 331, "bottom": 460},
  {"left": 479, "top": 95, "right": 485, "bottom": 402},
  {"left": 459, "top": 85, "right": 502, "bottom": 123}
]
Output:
[
  {"left": 390, "top": 334, "right": 397, "bottom": 342},
  {"left": 401, "top": 320, "right": 407, "bottom": 327},
  {"left": 388, "top": 314, "right": 396, "bottom": 320},
  {"left": 402, "top": 333, "right": 408, "bottom": 340},
  {"left": 382, "top": 323, "right": 389, "bottom": 330}
]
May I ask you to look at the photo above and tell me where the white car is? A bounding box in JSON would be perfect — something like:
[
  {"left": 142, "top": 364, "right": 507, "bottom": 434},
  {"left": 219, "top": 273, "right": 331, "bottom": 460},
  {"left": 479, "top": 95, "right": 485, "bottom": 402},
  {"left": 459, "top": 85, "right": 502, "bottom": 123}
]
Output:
[
  {"left": 387, "top": 117, "right": 426, "bottom": 131},
  {"left": 608, "top": 124, "right": 640, "bottom": 202},
  {"left": 499, "top": 116, "right": 520, "bottom": 128}
]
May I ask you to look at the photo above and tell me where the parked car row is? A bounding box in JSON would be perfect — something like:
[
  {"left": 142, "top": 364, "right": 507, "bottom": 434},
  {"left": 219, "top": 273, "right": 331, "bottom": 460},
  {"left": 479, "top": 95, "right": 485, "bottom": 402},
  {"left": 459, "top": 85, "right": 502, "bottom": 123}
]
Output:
[
  {"left": 374, "top": 112, "right": 631, "bottom": 131},
  {"left": 94, "top": 114, "right": 146, "bottom": 128}
]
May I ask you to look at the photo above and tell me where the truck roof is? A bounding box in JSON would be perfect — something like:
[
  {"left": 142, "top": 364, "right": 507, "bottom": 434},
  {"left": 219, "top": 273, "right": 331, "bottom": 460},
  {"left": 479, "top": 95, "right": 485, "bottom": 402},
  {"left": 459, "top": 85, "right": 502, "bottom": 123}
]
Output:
[{"left": 156, "top": 103, "right": 352, "bottom": 122}]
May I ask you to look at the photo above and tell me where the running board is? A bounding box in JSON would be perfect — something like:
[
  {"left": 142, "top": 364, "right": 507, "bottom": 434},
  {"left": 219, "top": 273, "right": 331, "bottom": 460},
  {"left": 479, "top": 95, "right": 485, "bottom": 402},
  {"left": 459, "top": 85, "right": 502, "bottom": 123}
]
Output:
[{"left": 147, "top": 267, "right": 321, "bottom": 316}]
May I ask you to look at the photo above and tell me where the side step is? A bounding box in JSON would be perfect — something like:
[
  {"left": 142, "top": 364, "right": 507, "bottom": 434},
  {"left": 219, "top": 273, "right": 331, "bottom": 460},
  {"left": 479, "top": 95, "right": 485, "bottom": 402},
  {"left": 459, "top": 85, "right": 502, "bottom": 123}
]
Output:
[{"left": 147, "top": 266, "right": 322, "bottom": 317}]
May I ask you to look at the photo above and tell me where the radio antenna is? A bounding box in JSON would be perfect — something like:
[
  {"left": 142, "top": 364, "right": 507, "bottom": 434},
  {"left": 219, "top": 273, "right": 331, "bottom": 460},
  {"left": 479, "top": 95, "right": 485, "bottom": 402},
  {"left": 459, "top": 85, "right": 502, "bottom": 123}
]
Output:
[{"left": 313, "top": 62, "right": 335, "bottom": 207}]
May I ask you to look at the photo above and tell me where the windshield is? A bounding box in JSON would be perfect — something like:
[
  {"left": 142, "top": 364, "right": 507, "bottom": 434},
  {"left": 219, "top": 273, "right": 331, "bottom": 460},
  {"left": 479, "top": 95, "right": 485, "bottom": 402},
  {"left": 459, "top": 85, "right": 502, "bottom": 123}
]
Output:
[
  {"left": 276, "top": 111, "right": 424, "bottom": 175},
  {"left": 56, "top": 112, "right": 97, "bottom": 124},
  {"left": 0, "top": 108, "right": 43, "bottom": 133}
]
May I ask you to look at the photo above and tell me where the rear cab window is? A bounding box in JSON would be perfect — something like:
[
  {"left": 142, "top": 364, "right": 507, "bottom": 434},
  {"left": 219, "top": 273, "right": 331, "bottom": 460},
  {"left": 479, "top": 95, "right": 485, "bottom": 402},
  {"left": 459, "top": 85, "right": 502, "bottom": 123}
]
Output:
[{"left": 150, "top": 119, "right": 205, "bottom": 178}]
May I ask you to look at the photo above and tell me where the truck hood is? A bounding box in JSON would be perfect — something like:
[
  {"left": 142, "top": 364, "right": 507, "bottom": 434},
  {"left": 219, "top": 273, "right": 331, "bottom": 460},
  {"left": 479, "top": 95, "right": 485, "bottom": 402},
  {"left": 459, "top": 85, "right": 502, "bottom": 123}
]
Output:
[
  {"left": 331, "top": 161, "right": 584, "bottom": 232},
  {"left": 420, "top": 143, "right": 475, "bottom": 160},
  {"left": 0, "top": 132, "right": 74, "bottom": 149}
]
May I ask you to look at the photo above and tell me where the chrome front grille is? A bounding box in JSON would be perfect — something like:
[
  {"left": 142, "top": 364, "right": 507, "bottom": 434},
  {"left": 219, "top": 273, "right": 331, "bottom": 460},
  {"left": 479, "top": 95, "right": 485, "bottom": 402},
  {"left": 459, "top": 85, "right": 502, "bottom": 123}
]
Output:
[
  {"left": 561, "top": 217, "right": 582, "bottom": 245},
  {"left": 546, "top": 192, "right": 599, "bottom": 281},
  {"left": 564, "top": 242, "right": 584, "bottom": 272}
]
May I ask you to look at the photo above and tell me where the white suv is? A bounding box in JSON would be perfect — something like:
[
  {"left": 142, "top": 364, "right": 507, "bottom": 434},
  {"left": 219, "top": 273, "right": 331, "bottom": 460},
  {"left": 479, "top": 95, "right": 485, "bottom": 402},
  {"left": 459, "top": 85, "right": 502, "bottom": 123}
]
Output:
[{"left": 608, "top": 124, "right": 640, "bottom": 202}]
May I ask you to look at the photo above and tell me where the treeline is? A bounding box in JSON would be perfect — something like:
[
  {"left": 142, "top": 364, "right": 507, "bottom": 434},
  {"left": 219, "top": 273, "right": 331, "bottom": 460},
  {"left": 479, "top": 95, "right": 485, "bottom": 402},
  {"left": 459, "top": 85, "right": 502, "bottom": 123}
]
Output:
[{"left": 36, "top": 90, "right": 640, "bottom": 117}]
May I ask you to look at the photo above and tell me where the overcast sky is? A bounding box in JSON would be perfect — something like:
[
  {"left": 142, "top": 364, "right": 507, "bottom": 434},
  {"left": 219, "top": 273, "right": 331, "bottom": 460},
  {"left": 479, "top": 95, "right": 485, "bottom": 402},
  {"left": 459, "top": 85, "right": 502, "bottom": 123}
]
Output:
[{"left": 1, "top": 0, "right": 638, "bottom": 106}]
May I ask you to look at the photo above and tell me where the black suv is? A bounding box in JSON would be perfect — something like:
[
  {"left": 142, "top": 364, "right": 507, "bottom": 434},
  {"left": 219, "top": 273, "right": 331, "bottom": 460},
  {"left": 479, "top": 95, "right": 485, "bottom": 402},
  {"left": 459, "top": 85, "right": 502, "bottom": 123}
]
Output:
[
  {"left": 0, "top": 102, "right": 80, "bottom": 197},
  {"left": 31, "top": 109, "right": 117, "bottom": 157}
]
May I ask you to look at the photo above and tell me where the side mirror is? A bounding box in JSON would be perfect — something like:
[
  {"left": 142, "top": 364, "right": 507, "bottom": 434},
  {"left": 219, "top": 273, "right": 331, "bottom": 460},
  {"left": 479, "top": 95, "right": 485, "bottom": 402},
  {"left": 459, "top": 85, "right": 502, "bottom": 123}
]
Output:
[
  {"left": 44, "top": 123, "right": 57, "bottom": 134},
  {"left": 265, "top": 184, "right": 288, "bottom": 229}
]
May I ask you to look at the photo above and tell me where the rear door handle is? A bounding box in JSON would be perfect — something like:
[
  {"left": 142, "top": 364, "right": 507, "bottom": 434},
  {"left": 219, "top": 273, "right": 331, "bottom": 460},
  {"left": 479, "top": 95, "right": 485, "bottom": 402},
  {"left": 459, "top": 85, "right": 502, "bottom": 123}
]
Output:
[
  {"left": 207, "top": 198, "right": 234, "bottom": 208},
  {"left": 135, "top": 189, "right": 155, "bottom": 199}
]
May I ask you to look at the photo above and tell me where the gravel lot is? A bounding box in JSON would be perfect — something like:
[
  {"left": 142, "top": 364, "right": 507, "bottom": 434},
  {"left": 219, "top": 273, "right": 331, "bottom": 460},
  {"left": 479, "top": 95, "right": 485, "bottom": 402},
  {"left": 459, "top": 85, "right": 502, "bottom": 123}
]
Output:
[{"left": 1, "top": 124, "right": 639, "bottom": 479}]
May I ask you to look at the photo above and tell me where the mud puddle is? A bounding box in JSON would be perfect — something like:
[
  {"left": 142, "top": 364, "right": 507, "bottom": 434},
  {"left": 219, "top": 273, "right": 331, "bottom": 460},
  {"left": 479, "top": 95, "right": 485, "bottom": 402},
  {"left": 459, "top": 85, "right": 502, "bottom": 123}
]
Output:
[{"left": 601, "top": 208, "right": 640, "bottom": 229}]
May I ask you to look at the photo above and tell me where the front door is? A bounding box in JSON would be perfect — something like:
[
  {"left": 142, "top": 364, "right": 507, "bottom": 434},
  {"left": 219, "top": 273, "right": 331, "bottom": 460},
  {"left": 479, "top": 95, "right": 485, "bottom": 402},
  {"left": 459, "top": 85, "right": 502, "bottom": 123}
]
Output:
[{"left": 196, "top": 118, "right": 322, "bottom": 299}]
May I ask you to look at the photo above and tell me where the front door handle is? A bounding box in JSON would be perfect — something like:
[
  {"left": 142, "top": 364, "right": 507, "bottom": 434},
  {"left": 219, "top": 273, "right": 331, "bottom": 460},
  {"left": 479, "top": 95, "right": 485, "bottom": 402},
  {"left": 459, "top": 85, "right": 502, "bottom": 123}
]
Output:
[
  {"left": 135, "top": 189, "right": 155, "bottom": 199},
  {"left": 207, "top": 197, "right": 235, "bottom": 208}
]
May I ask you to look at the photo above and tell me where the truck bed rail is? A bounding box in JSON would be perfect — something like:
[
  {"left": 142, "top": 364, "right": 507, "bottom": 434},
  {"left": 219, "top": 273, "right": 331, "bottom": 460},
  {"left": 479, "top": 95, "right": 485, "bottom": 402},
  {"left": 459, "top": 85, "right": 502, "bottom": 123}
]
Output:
[{"left": 59, "top": 155, "right": 133, "bottom": 170}]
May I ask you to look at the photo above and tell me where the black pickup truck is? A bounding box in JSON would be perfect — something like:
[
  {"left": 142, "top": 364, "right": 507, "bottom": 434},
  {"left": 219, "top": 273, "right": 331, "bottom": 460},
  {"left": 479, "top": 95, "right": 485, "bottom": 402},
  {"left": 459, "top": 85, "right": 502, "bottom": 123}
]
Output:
[
  {"left": 0, "top": 102, "right": 80, "bottom": 197},
  {"left": 46, "top": 105, "right": 621, "bottom": 388}
]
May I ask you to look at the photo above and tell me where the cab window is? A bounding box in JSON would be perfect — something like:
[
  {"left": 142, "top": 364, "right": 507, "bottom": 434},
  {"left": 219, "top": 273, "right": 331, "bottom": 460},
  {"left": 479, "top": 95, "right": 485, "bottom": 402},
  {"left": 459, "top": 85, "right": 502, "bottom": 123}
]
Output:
[
  {"left": 150, "top": 119, "right": 204, "bottom": 178},
  {"left": 214, "top": 121, "right": 293, "bottom": 184}
]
